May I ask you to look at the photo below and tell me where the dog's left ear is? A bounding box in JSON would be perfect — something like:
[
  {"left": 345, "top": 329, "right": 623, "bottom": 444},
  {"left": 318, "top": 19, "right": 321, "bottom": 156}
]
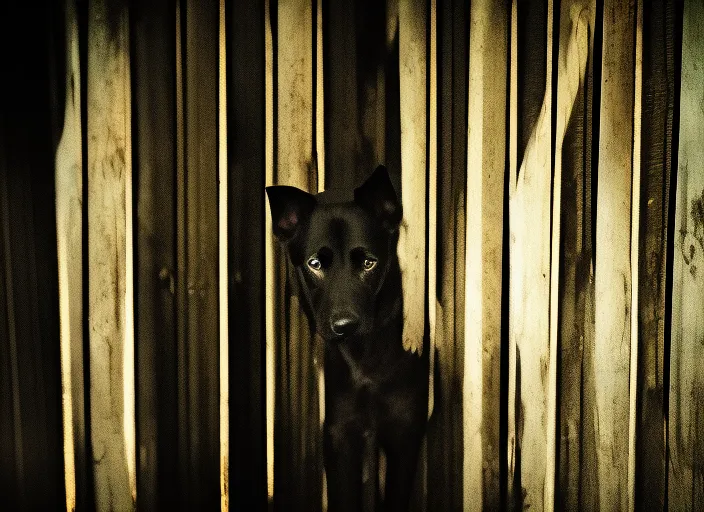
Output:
[
  {"left": 354, "top": 165, "right": 402, "bottom": 232},
  {"left": 265, "top": 185, "right": 317, "bottom": 242}
]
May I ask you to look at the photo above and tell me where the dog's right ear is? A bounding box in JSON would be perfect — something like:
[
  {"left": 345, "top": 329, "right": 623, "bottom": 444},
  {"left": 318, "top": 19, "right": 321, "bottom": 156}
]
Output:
[
  {"left": 354, "top": 165, "right": 402, "bottom": 232},
  {"left": 265, "top": 185, "right": 317, "bottom": 242}
]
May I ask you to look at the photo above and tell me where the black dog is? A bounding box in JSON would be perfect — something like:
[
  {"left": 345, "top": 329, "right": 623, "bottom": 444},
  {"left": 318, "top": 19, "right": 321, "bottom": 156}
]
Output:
[{"left": 266, "top": 166, "right": 429, "bottom": 511}]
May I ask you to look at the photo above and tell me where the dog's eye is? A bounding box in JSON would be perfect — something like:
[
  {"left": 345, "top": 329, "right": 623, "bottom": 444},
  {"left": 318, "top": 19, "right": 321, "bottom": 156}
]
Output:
[
  {"left": 363, "top": 258, "right": 377, "bottom": 271},
  {"left": 308, "top": 257, "right": 322, "bottom": 271}
]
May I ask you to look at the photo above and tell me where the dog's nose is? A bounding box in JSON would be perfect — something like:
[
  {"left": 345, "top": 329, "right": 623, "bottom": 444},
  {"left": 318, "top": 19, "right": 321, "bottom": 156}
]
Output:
[{"left": 330, "top": 313, "right": 360, "bottom": 337}]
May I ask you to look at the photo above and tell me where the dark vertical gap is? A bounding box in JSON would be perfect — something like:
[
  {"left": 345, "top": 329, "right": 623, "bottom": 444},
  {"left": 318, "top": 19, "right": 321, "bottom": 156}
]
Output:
[{"left": 663, "top": 1, "right": 684, "bottom": 509}]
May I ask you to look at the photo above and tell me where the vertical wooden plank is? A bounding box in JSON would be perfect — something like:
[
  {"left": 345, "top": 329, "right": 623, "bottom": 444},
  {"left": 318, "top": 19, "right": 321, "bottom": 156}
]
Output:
[
  {"left": 86, "top": 0, "right": 135, "bottom": 508},
  {"left": 183, "top": 0, "right": 220, "bottom": 507},
  {"left": 628, "top": 2, "right": 643, "bottom": 508},
  {"left": 593, "top": 0, "right": 637, "bottom": 508},
  {"left": 398, "top": 0, "right": 426, "bottom": 356},
  {"left": 174, "top": 0, "right": 189, "bottom": 504},
  {"left": 324, "top": 0, "right": 359, "bottom": 191},
  {"left": 635, "top": 0, "right": 676, "bottom": 507},
  {"left": 427, "top": 0, "right": 437, "bottom": 423},
  {"left": 132, "top": 0, "right": 178, "bottom": 509},
  {"left": 55, "top": 0, "right": 83, "bottom": 508},
  {"left": 507, "top": 0, "right": 553, "bottom": 508},
  {"left": 427, "top": 0, "right": 467, "bottom": 508},
  {"left": 668, "top": 0, "right": 704, "bottom": 508},
  {"left": 463, "top": 0, "right": 507, "bottom": 510},
  {"left": 264, "top": 0, "right": 275, "bottom": 503},
  {"left": 218, "top": 0, "right": 229, "bottom": 509},
  {"left": 507, "top": 0, "right": 518, "bottom": 501},
  {"left": 555, "top": 1, "right": 599, "bottom": 509},
  {"left": 275, "top": 0, "right": 320, "bottom": 508},
  {"left": 227, "top": 0, "right": 267, "bottom": 508}
]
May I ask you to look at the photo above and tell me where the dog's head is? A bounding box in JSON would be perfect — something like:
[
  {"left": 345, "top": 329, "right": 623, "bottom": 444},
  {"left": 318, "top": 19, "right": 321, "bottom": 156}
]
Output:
[{"left": 266, "top": 165, "right": 402, "bottom": 342}]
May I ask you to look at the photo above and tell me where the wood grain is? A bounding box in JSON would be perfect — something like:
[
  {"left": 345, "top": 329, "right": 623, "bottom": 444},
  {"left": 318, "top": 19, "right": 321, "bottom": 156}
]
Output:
[
  {"left": 593, "top": 0, "right": 637, "bottom": 509},
  {"left": 398, "top": 0, "right": 427, "bottom": 356},
  {"left": 668, "top": 0, "right": 704, "bottom": 507},
  {"left": 86, "top": 0, "right": 135, "bottom": 508},
  {"left": 463, "top": 0, "right": 507, "bottom": 509},
  {"left": 55, "top": 0, "right": 84, "bottom": 508},
  {"left": 634, "top": 0, "right": 676, "bottom": 508},
  {"left": 507, "top": 0, "right": 553, "bottom": 508}
]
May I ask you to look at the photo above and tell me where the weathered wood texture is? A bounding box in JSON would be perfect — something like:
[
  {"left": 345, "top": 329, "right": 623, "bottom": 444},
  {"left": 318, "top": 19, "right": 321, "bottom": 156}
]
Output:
[
  {"left": 132, "top": 0, "right": 178, "bottom": 509},
  {"left": 227, "top": 0, "right": 267, "bottom": 509},
  {"left": 668, "top": 0, "right": 704, "bottom": 508},
  {"left": 55, "top": 1, "right": 87, "bottom": 510},
  {"left": 324, "top": 0, "right": 390, "bottom": 191},
  {"left": 5, "top": 0, "right": 702, "bottom": 510},
  {"left": 556, "top": 0, "right": 600, "bottom": 510},
  {"left": 86, "top": 0, "right": 135, "bottom": 508},
  {"left": 551, "top": 3, "right": 594, "bottom": 511},
  {"left": 397, "top": 0, "right": 427, "bottom": 357},
  {"left": 636, "top": 0, "right": 677, "bottom": 508},
  {"left": 463, "top": 0, "right": 507, "bottom": 510},
  {"left": 426, "top": 0, "right": 467, "bottom": 509},
  {"left": 272, "top": 1, "right": 323, "bottom": 508},
  {"left": 507, "top": 0, "right": 553, "bottom": 509},
  {"left": 180, "top": 0, "right": 220, "bottom": 508},
  {"left": 593, "top": 0, "right": 637, "bottom": 509}
]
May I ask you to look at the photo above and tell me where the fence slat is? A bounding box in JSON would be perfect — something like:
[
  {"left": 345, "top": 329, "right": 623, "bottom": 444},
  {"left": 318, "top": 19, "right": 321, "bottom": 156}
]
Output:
[
  {"left": 463, "top": 0, "right": 507, "bottom": 509},
  {"left": 668, "top": 0, "right": 704, "bottom": 508},
  {"left": 274, "top": 1, "right": 321, "bottom": 507},
  {"left": 507, "top": 0, "right": 553, "bottom": 508},
  {"left": 264, "top": 0, "right": 275, "bottom": 502},
  {"left": 398, "top": 0, "right": 427, "bottom": 357},
  {"left": 218, "top": 1, "right": 229, "bottom": 508},
  {"left": 86, "top": 1, "right": 135, "bottom": 508},
  {"left": 634, "top": 0, "right": 676, "bottom": 508},
  {"left": 227, "top": 0, "right": 267, "bottom": 508},
  {"left": 593, "top": 0, "right": 637, "bottom": 509},
  {"left": 182, "top": 0, "right": 220, "bottom": 507},
  {"left": 55, "top": 0, "right": 84, "bottom": 509},
  {"left": 427, "top": 0, "right": 468, "bottom": 508},
  {"left": 549, "top": 3, "right": 593, "bottom": 510},
  {"left": 132, "top": 0, "right": 178, "bottom": 508},
  {"left": 555, "top": 1, "right": 599, "bottom": 509}
]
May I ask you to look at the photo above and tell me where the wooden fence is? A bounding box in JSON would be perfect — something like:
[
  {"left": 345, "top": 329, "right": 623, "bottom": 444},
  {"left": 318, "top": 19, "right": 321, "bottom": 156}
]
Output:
[{"left": 1, "top": 0, "right": 703, "bottom": 510}]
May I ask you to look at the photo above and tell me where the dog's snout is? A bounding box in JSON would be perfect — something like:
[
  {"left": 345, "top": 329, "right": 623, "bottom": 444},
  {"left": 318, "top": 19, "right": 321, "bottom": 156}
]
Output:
[{"left": 330, "top": 312, "right": 360, "bottom": 337}]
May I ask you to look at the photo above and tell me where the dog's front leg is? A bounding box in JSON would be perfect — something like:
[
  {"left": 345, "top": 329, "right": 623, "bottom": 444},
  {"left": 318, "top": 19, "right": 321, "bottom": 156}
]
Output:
[
  {"left": 324, "top": 421, "right": 365, "bottom": 512},
  {"left": 381, "top": 429, "right": 424, "bottom": 512}
]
